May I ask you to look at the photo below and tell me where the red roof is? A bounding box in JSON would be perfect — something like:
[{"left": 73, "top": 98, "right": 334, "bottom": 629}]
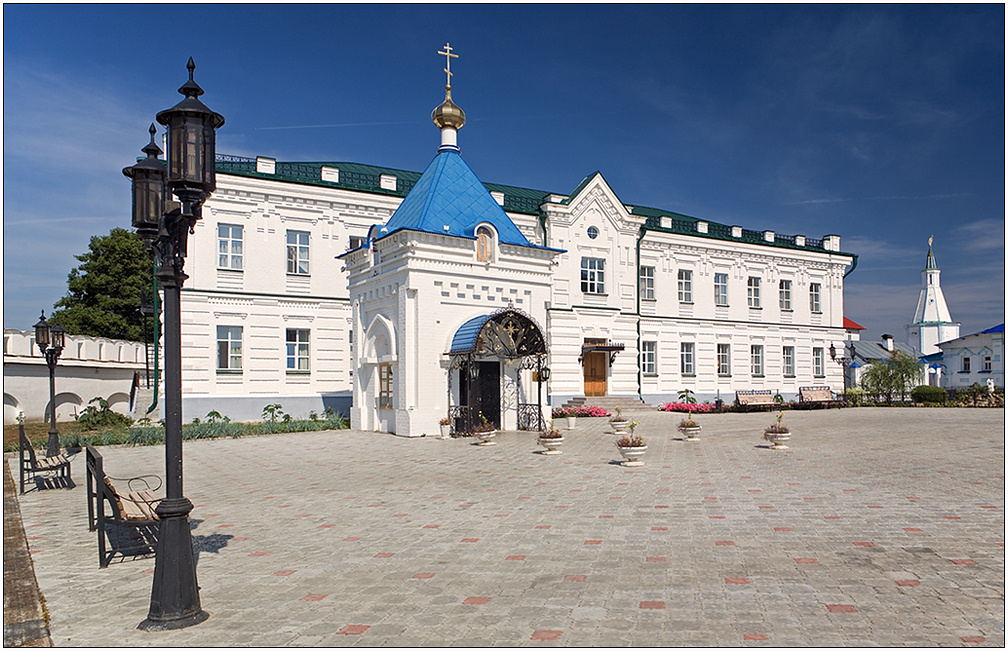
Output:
[{"left": 843, "top": 317, "right": 865, "bottom": 331}]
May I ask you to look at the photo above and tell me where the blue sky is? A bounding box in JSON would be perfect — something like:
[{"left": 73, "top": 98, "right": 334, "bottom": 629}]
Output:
[{"left": 4, "top": 4, "right": 1004, "bottom": 342}]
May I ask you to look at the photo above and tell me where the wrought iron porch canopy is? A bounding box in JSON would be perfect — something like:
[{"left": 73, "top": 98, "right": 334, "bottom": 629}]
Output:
[
  {"left": 448, "top": 308, "right": 547, "bottom": 359},
  {"left": 579, "top": 342, "right": 625, "bottom": 364}
]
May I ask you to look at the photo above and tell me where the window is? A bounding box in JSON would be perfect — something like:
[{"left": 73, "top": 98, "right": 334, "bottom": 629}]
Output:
[
  {"left": 587, "top": 226, "right": 599, "bottom": 239},
  {"left": 348, "top": 330, "right": 354, "bottom": 377},
  {"left": 216, "top": 326, "right": 242, "bottom": 372},
  {"left": 809, "top": 283, "right": 821, "bottom": 313},
  {"left": 813, "top": 347, "right": 824, "bottom": 377},
  {"left": 983, "top": 355, "right": 992, "bottom": 372},
  {"left": 476, "top": 225, "right": 494, "bottom": 262},
  {"left": 286, "top": 329, "right": 310, "bottom": 372},
  {"left": 287, "top": 230, "right": 310, "bottom": 275},
  {"left": 714, "top": 273, "right": 728, "bottom": 306},
  {"left": 677, "top": 269, "right": 693, "bottom": 303},
  {"left": 642, "top": 341, "right": 657, "bottom": 375},
  {"left": 783, "top": 346, "right": 795, "bottom": 377},
  {"left": 751, "top": 345, "right": 763, "bottom": 376},
  {"left": 779, "top": 279, "right": 792, "bottom": 311},
  {"left": 218, "top": 224, "right": 243, "bottom": 270},
  {"left": 379, "top": 362, "right": 393, "bottom": 409},
  {"left": 680, "top": 342, "right": 695, "bottom": 376},
  {"left": 639, "top": 266, "right": 655, "bottom": 300},
  {"left": 962, "top": 356, "right": 971, "bottom": 372},
  {"left": 349, "top": 235, "right": 366, "bottom": 250},
  {"left": 717, "top": 343, "right": 731, "bottom": 376},
  {"left": 581, "top": 257, "right": 605, "bottom": 294},
  {"left": 747, "top": 276, "right": 761, "bottom": 308}
]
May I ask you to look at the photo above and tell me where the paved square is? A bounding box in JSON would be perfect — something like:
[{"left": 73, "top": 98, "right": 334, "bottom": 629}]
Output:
[{"left": 10, "top": 407, "right": 1004, "bottom": 646}]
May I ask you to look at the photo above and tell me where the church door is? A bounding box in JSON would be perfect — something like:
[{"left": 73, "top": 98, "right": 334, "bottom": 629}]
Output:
[
  {"left": 473, "top": 362, "right": 501, "bottom": 429},
  {"left": 584, "top": 351, "right": 607, "bottom": 397}
]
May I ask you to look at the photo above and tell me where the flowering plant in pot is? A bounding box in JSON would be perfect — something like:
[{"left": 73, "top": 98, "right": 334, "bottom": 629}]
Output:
[
  {"left": 763, "top": 411, "right": 791, "bottom": 449},
  {"left": 676, "top": 389, "right": 702, "bottom": 440},
  {"left": 538, "top": 427, "right": 565, "bottom": 455},
  {"left": 615, "top": 422, "right": 646, "bottom": 466},
  {"left": 439, "top": 416, "right": 452, "bottom": 439},
  {"left": 610, "top": 405, "right": 630, "bottom": 433},
  {"left": 471, "top": 412, "right": 497, "bottom": 445}
]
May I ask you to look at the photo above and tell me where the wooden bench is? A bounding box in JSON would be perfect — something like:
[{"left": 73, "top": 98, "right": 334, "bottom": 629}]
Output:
[
  {"left": 735, "top": 390, "right": 775, "bottom": 411},
  {"left": 798, "top": 386, "right": 841, "bottom": 409},
  {"left": 85, "top": 445, "right": 162, "bottom": 568},
  {"left": 18, "top": 423, "right": 71, "bottom": 494}
]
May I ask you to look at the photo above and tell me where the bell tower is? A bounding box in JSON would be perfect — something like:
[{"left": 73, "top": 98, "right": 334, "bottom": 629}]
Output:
[{"left": 906, "top": 237, "right": 960, "bottom": 354}]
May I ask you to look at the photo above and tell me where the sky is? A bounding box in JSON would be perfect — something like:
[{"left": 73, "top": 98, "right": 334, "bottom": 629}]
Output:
[{"left": 3, "top": 4, "right": 1004, "bottom": 343}]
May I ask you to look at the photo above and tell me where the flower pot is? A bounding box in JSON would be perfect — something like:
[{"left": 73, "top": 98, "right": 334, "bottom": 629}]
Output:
[
  {"left": 616, "top": 443, "right": 647, "bottom": 466},
  {"left": 678, "top": 424, "right": 702, "bottom": 440},
  {"left": 611, "top": 420, "right": 629, "bottom": 434},
  {"left": 566, "top": 416, "right": 577, "bottom": 429},
  {"left": 474, "top": 430, "right": 497, "bottom": 446},
  {"left": 538, "top": 435, "right": 564, "bottom": 455},
  {"left": 763, "top": 429, "right": 791, "bottom": 449},
  {"left": 439, "top": 424, "right": 452, "bottom": 439}
]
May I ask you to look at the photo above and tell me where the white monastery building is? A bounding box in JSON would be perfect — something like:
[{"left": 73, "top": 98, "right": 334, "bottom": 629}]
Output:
[
  {"left": 179, "top": 45, "right": 858, "bottom": 435},
  {"left": 905, "top": 238, "right": 960, "bottom": 355}
]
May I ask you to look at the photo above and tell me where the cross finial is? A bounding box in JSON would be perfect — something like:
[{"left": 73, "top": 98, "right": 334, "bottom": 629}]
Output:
[
  {"left": 928, "top": 235, "right": 933, "bottom": 248},
  {"left": 437, "top": 43, "right": 458, "bottom": 87}
]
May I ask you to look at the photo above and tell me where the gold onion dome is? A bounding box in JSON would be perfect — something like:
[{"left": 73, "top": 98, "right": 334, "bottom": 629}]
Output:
[{"left": 432, "top": 85, "right": 465, "bottom": 130}]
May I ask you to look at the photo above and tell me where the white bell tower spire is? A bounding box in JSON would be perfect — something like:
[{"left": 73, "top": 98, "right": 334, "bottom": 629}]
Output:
[{"left": 906, "top": 236, "right": 960, "bottom": 354}]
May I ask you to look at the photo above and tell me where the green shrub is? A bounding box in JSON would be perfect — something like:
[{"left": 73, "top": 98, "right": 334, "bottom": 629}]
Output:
[
  {"left": 75, "top": 397, "right": 133, "bottom": 431},
  {"left": 911, "top": 385, "right": 947, "bottom": 404}
]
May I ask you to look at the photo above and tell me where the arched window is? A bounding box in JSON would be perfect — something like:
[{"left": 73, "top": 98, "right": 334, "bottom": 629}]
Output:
[{"left": 476, "top": 225, "right": 494, "bottom": 262}]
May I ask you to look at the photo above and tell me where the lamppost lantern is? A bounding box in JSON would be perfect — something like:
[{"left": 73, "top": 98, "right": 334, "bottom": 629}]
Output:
[
  {"left": 34, "top": 312, "right": 50, "bottom": 349},
  {"left": 50, "top": 322, "right": 65, "bottom": 350},
  {"left": 829, "top": 343, "right": 837, "bottom": 361},
  {"left": 155, "top": 57, "right": 225, "bottom": 206},
  {"left": 127, "top": 58, "right": 223, "bottom": 633},
  {"left": 122, "top": 124, "right": 167, "bottom": 245}
]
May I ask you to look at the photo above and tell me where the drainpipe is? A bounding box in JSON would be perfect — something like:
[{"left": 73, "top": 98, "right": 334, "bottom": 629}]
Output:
[
  {"left": 843, "top": 254, "right": 859, "bottom": 278},
  {"left": 635, "top": 224, "right": 649, "bottom": 402}
]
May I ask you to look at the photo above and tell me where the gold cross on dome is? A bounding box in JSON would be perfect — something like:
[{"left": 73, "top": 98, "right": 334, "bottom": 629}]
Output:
[{"left": 438, "top": 43, "right": 458, "bottom": 86}]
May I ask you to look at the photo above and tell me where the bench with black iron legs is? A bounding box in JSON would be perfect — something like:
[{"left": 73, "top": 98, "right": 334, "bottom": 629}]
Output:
[
  {"left": 798, "top": 385, "right": 842, "bottom": 409},
  {"left": 18, "top": 422, "right": 71, "bottom": 494},
  {"left": 735, "top": 390, "right": 776, "bottom": 412},
  {"left": 85, "top": 445, "right": 163, "bottom": 568}
]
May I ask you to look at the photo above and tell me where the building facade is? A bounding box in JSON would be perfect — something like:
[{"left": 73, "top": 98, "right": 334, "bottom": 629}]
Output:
[
  {"left": 178, "top": 57, "right": 857, "bottom": 431},
  {"left": 937, "top": 324, "right": 1005, "bottom": 390}
]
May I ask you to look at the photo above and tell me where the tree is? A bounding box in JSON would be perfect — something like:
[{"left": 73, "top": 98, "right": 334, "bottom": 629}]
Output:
[
  {"left": 50, "top": 228, "right": 153, "bottom": 342},
  {"left": 859, "top": 351, "right": 924, "bottom": 404}
]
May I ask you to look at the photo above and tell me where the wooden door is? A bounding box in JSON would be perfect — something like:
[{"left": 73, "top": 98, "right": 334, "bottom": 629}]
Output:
[{"left": 584, "top": 351, "right": 607, "bottom": 397}]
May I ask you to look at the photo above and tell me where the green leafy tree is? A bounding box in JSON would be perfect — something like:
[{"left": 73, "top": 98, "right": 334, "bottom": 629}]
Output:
[
  {"left": 50, "top": 228, "right": 152, "bottom": 341},
  {"left": 859, "top": 351, "right": 924, "bottom": 403}
]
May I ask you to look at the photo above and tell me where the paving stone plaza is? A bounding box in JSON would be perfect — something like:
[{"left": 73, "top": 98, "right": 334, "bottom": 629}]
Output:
[{"left": 9, "top": 407, "right": 1005, "bottom": 646}]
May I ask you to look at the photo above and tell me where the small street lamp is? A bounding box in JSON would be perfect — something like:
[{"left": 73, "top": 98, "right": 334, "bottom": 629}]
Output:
[
  {"left": 123, "top": 58, "right": 223, "bottom": 632},
  {"left": 830, "top": 341, "right": 855, "bottom": 390},
  {"left": 33, "top": 311, "right": 65, "bottom": 457}
]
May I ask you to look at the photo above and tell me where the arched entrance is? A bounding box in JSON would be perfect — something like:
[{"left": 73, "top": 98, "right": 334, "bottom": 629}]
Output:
[{"left": 446, "top": 308, "right": 549, "bottom": 434}]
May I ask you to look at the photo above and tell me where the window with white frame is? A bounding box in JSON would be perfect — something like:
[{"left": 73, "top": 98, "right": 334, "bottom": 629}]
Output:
[
  {"left": 809, "top": 282, "right": 821, "bottom": 313},
  {"left": 642, "top": 341, "right": 657, "bottom": 375},
  {"left": 714, "top": 273, "right": 728, "bottom": 306},
  {"left": 581, "top": 257, "right": 605, "bottom": 294},
  {"left": 813, "top": 347, "right": 825, "bottom": 377},
  {"left": 216, "top": 326, "right": 242, "bottom": 372},
  {"left": 677, "top": 269, "right": 693, "bottom": 303},
  {"left": 962, "top": 356, "right": 971, "bottom": 372},
  {"left": 680, "top": 342, "right": 695, "bottom": 376},
  {"left": 286, "top": 230, "right": 310, "bottom": 275},
  {"left": 349, "top": 235, "right": 366, "bottom": 250},
  {"left": 983, "top": 355, "right": 992, "bottom": 372},
  {"left": 751, "top": 345, "right": 764, "bottom": 376},
  {"left": 379, "top": 362, "right": 393, "bottom": 409},
  {"left": 783, "top": 346, "right": 795, "bottom": 377},
  {"left": 218, "top": 224, "right": 243, "bottom": 270},
  {"left": 747, "top": 276, "right": 761, "bottom": 308},
  {"left": 717, "top": 343, "right": 731, "bottom": 376},
  {"left": 779, "top": 279, "right": 792, "bottom": 310},
  {"left": 639, "top": 266, "right": 655, "bottom": 300},
  {"left": 348, "top": 330, "right": 354, "bottom": 377},
  {"left": 286, "top": 328, "right": 309, "bottom": 372}
]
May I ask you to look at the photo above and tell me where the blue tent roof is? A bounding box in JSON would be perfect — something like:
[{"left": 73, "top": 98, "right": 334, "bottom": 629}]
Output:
[
  {"left": 449, "top": 313, "right": 494, "bottom": 354},
  {"left": 380, "top": 150, "right": 533, "bottom": 247},
  {"left": 980, "top": 323, "right": 1005, "bottom": 334}
]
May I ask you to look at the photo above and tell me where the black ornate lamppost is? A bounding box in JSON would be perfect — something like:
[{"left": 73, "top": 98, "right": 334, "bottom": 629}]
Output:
[
  {"left": 33, "top": 312, "right": 65, "bottom": 457},
  {"left": 830, "top": 341, "right": 854, "bottom": 390},
  {"left": 123, "top": 58, "right": 223, "bottom": 631}
]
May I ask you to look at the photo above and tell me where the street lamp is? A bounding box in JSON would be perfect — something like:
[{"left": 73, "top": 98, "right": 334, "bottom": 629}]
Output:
[
  {"left": 123, "top": 58, "right": 223, "bottom": 632},
  {"left": 33, "top": 311, "right": 65, "bottom": 457},
  {"left": 829, "top": 341, "right": 855, "bottom": 390}
]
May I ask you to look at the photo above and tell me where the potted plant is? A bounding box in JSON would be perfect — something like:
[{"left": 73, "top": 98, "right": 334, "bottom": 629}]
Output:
[
  {"left": 439, "top": 416, "right": 452, "bottom": 440},
  {"left": 615, "top": 421, "right": 646, "bottom": 466},
  {"left": 676, "top": 389, "right": 702, "bottom": 440},
  {"left": 537, "top": 427, "right": 564, "bottom": 455},
  {"left": 471, "top": 412, "right": 497, "bottom": 446},
  {"left": 610, "top": 405, "right": 629, "bottom": 433},
  {"left": 763, "top": 411, "right": 791, "bottom": 449}
]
